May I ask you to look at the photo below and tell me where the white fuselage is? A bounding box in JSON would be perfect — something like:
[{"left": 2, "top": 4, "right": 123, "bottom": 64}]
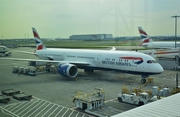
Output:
[
  {"left": 35, "top": 48, "right": 163, "bottom": 75},
  {"left": 138, "top": 48, "right": 180, "bottom": 59},
  {"left": 0, "top": 46, "right": 9, "bottom": 53},
  {"left": 142, "top": 42, "right": 180, "bottom": 49}
]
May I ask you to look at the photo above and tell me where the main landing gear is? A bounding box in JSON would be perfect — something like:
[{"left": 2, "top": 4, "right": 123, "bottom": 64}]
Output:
[
  {"left": 141, "top": 75, "right": 149, "bottom": 84},
  {"left": 141, "top": 79, "right": 146, "bottom": 84}
]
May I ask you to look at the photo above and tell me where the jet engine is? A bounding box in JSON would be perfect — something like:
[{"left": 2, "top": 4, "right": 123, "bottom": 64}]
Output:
[{"left": 57, "top": 63, "right": 78, "bottom": 78}]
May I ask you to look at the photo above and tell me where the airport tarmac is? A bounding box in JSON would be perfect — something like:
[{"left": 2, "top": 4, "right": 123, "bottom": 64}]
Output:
[{"left": 0, "top": 47, "right": 180, "bottom": 117}]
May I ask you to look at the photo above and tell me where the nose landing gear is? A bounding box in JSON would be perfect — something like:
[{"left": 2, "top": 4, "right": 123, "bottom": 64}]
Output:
[
  {"left": 140, "top": 79, "right": 146, "bottom": 84},
  {"left": 141, "top": 75, "right": 149, "bottom": 84}
]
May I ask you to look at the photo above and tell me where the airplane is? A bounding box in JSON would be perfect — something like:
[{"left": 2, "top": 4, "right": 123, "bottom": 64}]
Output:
[
  {"left": 0, "top": 27, "right": 164, "bottom": 83},
  {"left": 138, "top": 27, "right": 180, "bottom": 59},
  {"left": 0, "top": 45, "right": 11, "bottom": 57},
  {"left": 138, "top": 27, "right": 180, "bottom": 49}
]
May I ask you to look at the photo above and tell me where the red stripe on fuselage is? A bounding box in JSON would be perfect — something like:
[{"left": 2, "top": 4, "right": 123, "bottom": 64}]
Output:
[{"left": 120, "top": 57, "right": 143, "bottom": 60}]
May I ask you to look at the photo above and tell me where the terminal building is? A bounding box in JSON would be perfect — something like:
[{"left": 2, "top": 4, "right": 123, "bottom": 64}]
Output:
[{"left": 69, "top": 34, "right": 113, "bottom": 40}]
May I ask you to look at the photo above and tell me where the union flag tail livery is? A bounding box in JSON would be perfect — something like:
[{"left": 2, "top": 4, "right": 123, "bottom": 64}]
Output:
[
  {"left": 32, "top": 27, "right": 46, "bottom": 50},
  {"left": 138, "top": 27, "right": 153, "bottom": 46},
  {"left": 138, "top": 27, "right": 148, "bottom": 39}
]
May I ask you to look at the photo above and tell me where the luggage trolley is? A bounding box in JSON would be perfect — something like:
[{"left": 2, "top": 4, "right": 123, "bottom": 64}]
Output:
[{"left": 1, "top": 89, "right": 20, "bottom": 96}]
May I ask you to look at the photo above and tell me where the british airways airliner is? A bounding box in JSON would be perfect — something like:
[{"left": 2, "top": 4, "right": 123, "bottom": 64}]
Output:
[
  {"left": 0, "top": 28, "right": 164, "bottom": 83},
  {"left": 138, "top": 27, "right": 180, "bottom": 49}
]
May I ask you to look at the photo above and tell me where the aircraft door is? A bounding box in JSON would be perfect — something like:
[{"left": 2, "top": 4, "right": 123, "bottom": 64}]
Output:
[
  {"left": 60, "top": 53, "right": 66, "bottom": 60},
  {"left": 96, "top": 55, "right": 102, "bottom": 66}
]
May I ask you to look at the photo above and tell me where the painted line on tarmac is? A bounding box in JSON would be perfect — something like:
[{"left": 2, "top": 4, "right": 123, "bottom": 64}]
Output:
[
  {"left": 156, "top": 76, "right": 178, "bottom": 81},
  {"left": 61, "top": 108, "right": 69, "bottom": 117},
  {"left": 105, "top": 98, "right": 117, "bottom": 103},
  {"left": 69, "top": 110, "right": 75, "bottom": 117},
  {"left": 54, "top": 107, "right": 64, "bottom": 117},
  {"left": 0, "top": 106, "right": 19, "bottom": 117},
  {"left": 2, "top": 96, "right": 91, "bottom": 117},
  {"left": 163, "top": 76, "right": 169, "bottom": 79},
  {"left": 47, "top": 105, "right": 60, "bottom": 117},
  {"left": 108, "top": 100, "right": 120, "bottom": 104}
]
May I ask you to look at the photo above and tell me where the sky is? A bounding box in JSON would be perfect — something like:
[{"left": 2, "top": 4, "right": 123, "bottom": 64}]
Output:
[{"left": 0, "top": 0, "right": 180, "bottom": 39}]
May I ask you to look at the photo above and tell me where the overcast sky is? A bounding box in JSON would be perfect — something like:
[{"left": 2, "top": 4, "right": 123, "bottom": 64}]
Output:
[{"left": 0, "top": 0, "right": 180, "bottom": 39}]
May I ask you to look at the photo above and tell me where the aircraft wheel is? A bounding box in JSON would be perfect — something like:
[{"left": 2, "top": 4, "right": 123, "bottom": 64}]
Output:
[
  {"left": 9, "top": 52, "right": 12, "bottom": 56},
  {"left": 118, "top": 97, "right": 122, "bottom": 102},
  {"left": 138, "top": 101, "right": 144, "bottom": 106},
  {"left": 140, "top": 79, "right": 146, "bottom": 84}
]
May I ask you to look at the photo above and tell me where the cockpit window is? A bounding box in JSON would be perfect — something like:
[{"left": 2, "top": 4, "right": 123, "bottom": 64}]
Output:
[
  {"left": 147, "top": 60, "right": 158, "bottom": 64},
  {"left": 152, "top": 60, "right": 157, "bottom": 63},
  {"left": 147, "top": 60, "right": 152, "bottom": 63}
]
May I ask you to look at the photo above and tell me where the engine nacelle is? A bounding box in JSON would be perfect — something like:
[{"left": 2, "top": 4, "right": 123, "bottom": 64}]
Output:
[{"left": 57, "top": 63, "right": 78, "bottom": 78}]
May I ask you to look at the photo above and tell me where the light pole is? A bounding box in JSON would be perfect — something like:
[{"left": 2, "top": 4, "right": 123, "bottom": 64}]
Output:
[
  {"left": 171, "top": 15, "right": 180, "bottom": 48},
  {"left": 27, "top": 34, "right": 29, "bottom": 47},
  {"left": 24, "top": 34, "right": 26, "bottom": 46}
]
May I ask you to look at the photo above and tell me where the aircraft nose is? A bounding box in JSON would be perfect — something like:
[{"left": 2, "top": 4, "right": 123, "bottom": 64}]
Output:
[{"left": 156, "top": 64, "right": 164, "bottom": 73}]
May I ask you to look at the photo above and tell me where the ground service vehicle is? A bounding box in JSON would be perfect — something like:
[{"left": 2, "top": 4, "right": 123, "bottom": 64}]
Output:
[{"left": 118, "top": 92, "right": 157, "bottom": 106}]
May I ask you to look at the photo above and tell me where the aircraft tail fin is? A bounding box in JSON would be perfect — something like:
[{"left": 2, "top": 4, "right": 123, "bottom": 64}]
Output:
[
  {"left": 138, "top": 27, "right": 148, "bottom": 39},
  {"left": 138, "top": 27, "right": 153, "bottom": 46},
  {"left": 32, "top": 27, "right": 46, "bottom": 50}
]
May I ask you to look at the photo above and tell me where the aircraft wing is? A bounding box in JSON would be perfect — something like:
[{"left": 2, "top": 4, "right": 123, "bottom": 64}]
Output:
[
  {"left": 12, "top": 50, "right": 36, "bottom": 55},
  {"left": 0, "top": 58, "right": 90, "bottom": 65}
]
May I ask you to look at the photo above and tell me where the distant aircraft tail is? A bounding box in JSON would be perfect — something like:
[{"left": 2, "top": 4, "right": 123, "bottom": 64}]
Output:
[
  {"left": 32, "top": 27, "right": 46, "bottom": 50},
  {"left": 138, "top": 27, "right": 148, "bottom": 39},
  {"left": 138, "top": 27, "right": 153, "bottom": 46}
]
